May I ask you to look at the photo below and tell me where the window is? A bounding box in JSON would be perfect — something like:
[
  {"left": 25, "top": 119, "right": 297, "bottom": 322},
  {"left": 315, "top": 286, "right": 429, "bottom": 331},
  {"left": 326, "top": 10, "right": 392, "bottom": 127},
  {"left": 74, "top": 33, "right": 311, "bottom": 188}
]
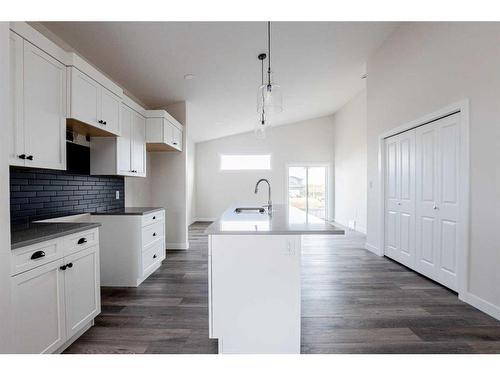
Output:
[{"left": 220, "top": 154, "right": 271, "bottom": 171}]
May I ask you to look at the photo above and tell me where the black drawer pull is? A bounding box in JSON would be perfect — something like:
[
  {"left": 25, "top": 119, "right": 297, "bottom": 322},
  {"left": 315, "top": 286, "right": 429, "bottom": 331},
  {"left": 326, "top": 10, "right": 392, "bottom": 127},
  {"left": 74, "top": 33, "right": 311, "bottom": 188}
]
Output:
[
  {"left": 153, "top": 254, "right": 157, "bottom": 259},
  {"left": 18, "top": 154, "right": 26, "bottom": 159},
  {"left": 31, "top": 250, "right": 46, "bottom": 260},
  {"left": 173, "top": 142, "right": 178, "bottom": 145},
  {"left": 26, "top": 155, "right": 33, "bottom": 160},
  {"left": 60, "top": 265, "right": 67, "bottom": 271},
  {"left": 67, "top": 262, "right": 73, "bottom": 268},
  {"left": 152, "top": 216, "right": 156, "bottom": 220},
  {"left": 152, "top": 232, "right": 156, "bottom": 237},
  {"left": 77, "top": 238, "right": 87, "bottom": 245}
]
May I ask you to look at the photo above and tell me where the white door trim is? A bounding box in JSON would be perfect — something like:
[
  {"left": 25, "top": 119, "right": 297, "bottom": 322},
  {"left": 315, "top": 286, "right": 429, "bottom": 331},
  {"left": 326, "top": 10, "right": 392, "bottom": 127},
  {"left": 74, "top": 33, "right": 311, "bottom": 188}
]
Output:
[{"left": 377, "top": 99, "right": 470, "bottom": 296}]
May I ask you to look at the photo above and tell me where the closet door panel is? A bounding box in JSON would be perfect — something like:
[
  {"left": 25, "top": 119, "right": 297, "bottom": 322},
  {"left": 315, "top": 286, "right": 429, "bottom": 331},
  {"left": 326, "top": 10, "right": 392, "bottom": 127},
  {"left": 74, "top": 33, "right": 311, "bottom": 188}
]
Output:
[
  {"left": 436, "top": 114, "right": 460, "bottom": 290},
  {"left": 415, "top": 123, "right": 439, "bottom": 277}
]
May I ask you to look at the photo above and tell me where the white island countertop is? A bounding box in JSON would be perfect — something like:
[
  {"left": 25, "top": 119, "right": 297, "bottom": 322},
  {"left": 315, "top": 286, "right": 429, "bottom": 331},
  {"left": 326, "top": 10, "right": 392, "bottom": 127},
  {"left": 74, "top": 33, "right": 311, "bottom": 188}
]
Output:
[{"left": 205, "top": 204, "right": 345, "bottom": 235}]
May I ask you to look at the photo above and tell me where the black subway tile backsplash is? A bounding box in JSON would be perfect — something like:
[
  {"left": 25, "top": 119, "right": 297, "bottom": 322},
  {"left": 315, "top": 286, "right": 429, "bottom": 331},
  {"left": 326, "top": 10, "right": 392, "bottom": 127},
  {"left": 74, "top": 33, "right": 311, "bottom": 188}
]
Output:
[{"left": 10, "top": 166, "right": 124, "bottom": 224}]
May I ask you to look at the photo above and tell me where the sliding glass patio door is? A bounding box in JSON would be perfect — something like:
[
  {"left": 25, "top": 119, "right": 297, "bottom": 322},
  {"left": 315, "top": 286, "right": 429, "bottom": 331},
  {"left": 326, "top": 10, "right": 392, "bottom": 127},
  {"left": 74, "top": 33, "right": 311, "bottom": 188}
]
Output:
[{"left": 287, "top": 165, "right": 328, "bottom": 221}]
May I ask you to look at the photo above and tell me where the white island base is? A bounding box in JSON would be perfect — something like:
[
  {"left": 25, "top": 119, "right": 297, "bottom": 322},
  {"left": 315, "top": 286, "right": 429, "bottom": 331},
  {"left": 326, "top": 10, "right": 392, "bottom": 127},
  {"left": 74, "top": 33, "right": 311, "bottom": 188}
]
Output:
[{"left": 208, "top": 234, "right": 301, "bottom": 354}]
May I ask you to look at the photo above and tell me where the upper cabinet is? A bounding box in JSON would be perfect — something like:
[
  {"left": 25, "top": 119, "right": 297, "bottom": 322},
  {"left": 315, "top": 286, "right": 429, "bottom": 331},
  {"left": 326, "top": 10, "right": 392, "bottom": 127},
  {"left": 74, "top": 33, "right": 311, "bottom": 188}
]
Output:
[
  {"left": 68, "top": 67, "right": 121, "bottom": 136},
  {"left": 9, "top": 31, "right": 67, "bottom": 170},
  {"left": 145, "top": 110, "right": 183, "bottom": 152},
  {"left": 90, "top": 97, "right": 146, "bottom": 178}
]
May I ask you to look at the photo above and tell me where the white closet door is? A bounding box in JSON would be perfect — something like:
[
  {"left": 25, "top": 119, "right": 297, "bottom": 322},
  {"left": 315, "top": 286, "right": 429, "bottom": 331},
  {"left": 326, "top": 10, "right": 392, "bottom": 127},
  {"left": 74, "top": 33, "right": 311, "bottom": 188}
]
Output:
[
  {"left": 416, "top": 113, "right": 461, "bottom": 291},
  {"left": 384, "top": 130, "right": 416, "bottom": 268},
  {"left": 384, "top": 135, "right": 400, "bottom": 261}
]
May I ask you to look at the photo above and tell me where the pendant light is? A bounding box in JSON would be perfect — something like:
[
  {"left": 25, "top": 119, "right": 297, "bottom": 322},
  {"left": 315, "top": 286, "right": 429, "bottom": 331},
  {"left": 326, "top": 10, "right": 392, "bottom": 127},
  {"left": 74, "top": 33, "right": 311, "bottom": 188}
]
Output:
[
  {"left": 255, "top": 53, "right": 271, "bottom": 139},
  {"left": 257, "top": 21, "right": 283, "bottom": 115}
]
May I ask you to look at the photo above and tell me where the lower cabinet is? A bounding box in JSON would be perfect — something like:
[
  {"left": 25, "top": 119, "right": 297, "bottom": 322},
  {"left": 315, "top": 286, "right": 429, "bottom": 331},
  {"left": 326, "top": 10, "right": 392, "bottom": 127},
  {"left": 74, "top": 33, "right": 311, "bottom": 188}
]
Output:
[
  {"left": 64, "top": 246, "right": 100, "bottom": 338},
  {"left": 92, "top": 209, "right": 166, "bottom": 287},
  {"left": 11, "top": 231, "right": 101, "bottom": 354},
  {"left": 11, "top": 259, "right": 67, "bottom": 354}
]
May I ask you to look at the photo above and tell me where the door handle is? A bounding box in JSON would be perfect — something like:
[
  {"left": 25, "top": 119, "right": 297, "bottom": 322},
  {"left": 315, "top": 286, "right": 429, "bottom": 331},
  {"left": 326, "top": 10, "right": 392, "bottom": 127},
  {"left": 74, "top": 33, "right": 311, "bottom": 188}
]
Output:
[
  {"left": 77, "top": 238, "right": 87, "bottom": 245},
  {"left": 18, "top": 154, "right": 26, "bottom": 159},
  {"left": 60, "top": 265, "right": 67, "bottom": 271},
  {"left": 153, "top": 254, "right": 157, "bottom": 259},
  {"left": 26, "top": 155, "right": 33, "bottom": 160},
  {"left": 31, "top": 250, "right": 46, "bottom": 260}
]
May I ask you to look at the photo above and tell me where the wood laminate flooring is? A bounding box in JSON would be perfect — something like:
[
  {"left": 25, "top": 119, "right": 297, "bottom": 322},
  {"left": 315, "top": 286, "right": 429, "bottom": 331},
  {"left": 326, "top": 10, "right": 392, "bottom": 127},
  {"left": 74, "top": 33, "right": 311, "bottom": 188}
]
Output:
[{"left": 64, "top": 222, "right": 500, "bottom": 354}]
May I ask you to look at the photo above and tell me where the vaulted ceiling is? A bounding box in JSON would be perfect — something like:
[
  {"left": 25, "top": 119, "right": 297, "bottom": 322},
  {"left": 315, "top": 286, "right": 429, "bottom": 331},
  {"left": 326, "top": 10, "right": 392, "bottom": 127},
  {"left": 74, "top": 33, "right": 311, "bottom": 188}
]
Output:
[{"left": 40, "top": 22, "right": 398, "bottom": 142}]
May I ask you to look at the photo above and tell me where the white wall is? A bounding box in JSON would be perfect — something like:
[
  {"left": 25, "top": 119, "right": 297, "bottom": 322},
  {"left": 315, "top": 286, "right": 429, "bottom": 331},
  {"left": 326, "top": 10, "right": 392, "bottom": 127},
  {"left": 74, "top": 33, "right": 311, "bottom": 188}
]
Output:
[
  {"left": 332, "top": 90, "right": 367, "bottom": 233},
  {"left": 150, "top": 102, "right": 189, "bottom": 249},
  {"left": 0, "top": 22, "right": 12, "bottom": 352},
  {"left": 195, "top": 116, "right": 335, "bottom": 220},
  {"left": 366, "top": 22, "right": 500, "bottom": 316},
  {"left": 125, "top": 152, "right": 153, "bottom": 207}
]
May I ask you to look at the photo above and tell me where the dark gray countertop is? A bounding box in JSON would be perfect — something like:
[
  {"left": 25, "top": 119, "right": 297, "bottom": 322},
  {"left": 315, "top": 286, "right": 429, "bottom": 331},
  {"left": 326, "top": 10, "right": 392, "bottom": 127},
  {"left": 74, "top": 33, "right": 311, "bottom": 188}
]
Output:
[
  {"left": 205, "top": 204, "right": 345, "bottom": 235},
  {"left": 11, "top": 222, "right": 101, "bottom": 250},
  {"left": 91, "top": 207, "right": 164, "bottom": 216}
]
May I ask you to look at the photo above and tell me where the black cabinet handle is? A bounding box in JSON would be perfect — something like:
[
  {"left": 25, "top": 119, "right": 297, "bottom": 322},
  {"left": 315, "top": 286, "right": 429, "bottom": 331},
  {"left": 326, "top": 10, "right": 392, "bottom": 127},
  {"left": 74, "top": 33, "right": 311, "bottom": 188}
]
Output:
[
  {"left": 153, "top": 232, "right": 156, "bottom": 237},
  {"left": 31, "top": 250, "right": 46, "bottom": 260},
  {"left": 26, "top": 155, "right": 33, "bottom": 160},
  {"left": 60, "top": 265, "right": 67, "bottom": 271},
  {"left": 18, "top": 154, "right": 26, "bottom": 159},
  {"left": 67, "top": 262, "right": 73, "bottom": 268},
  {"left": 103, "top": 121, "right": 107, "bottom": 125},
  {"left": 173, "top": 142, "right": 178, "bottom": 145},
  {"left": 153, "top": 254, "right": 157, "bottom": 259},
  {"left": 152, "top": 216, "right": 156, "bottom": 220},
  {"left": 98, "top": 120, "right": 103, "bottom": 124},
  {"left": 77, "top": 238, "right": 87, "bottom": 245}
]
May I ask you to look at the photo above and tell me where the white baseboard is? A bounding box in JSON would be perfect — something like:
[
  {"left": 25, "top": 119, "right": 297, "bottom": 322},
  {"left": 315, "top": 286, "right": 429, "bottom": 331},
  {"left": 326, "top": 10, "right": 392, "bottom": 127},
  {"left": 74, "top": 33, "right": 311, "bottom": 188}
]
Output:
[
  {"left": 194, "top": 217, "right": 216, "bottom": 222},
  {"left": 459, "top": 291, "right": 500, "bottom": 321},
  {"left": 167, "top": 242, "right": 189, "bottom": 250},
  {"left": 365, "top": 242, "right": 382, "bottom": 256}
]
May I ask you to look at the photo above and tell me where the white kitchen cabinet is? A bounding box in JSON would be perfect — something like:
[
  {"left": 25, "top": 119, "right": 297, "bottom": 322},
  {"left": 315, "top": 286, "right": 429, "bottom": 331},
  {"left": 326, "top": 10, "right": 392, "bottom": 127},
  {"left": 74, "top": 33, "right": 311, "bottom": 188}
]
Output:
[
  {"left": 64, "top": 245, "right": 100, "bottom": 338},
  {"left": 11, "top": 228, "right": 100, "bottom": 354},
  {"left": 117, "top": 104, "right": 133, "bottom": 175},
  {"left": 131, "top": 110, "right": 146, "bottom": 174},
  {"left": 209, "top": 235, "right": 301, "bottom": 354},
  {"left": 9, "top": 31, "right": 24, "bottom": 167},
  {"left": 91, "top": 101, "right": 146, "bottom": 177},
  {"left": 11, "top": 259, "right": 66, "bottom": 354},
  {"left": 92, "top": 209, "right": 166, "bottom": 287},
  {"left": 68, "top": 67, "right": 121, "bottom": 136},
  {"left": 145, "top": 110, "right": 183, "bottom": 152},
  {"left": 8, "top": 31, "right": 66, "bottom": 170}
]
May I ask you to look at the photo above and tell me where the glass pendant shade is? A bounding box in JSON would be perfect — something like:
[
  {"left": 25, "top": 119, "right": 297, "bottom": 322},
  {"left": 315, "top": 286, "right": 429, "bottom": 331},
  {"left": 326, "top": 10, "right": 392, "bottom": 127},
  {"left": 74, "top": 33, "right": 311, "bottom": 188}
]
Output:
[
  {"left": 257, "top": 82, "right": 283, "bottom": 114},
  {"left": 254, "top": 113, "right": 271, "bottom": 140}
]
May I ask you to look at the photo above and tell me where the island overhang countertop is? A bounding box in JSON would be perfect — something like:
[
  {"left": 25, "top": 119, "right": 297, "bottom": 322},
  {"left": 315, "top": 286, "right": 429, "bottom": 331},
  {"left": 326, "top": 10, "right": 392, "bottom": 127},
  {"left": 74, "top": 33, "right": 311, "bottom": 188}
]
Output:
[{"left": 205, "top": 204, "right": 345, "bottom": 235}]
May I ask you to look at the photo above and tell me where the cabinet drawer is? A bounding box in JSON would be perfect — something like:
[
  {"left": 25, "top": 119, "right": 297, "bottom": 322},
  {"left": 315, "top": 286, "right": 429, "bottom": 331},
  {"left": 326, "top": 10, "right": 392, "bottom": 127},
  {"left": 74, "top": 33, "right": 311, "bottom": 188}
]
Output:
[
  {"left": 142, "top": 221, "right": 164, "bottom": 249},
  {"left": 142, "top": 210, "right": 165, "bottom": 227},
  {"left": 11, "top": 239, "right": 63, "bottom": 276},
  {"left": 142, "top": 241, "right": 165, "bottom": 277},
  {"left": 63, "top": 228, "right": 99, "bottom": 257}
]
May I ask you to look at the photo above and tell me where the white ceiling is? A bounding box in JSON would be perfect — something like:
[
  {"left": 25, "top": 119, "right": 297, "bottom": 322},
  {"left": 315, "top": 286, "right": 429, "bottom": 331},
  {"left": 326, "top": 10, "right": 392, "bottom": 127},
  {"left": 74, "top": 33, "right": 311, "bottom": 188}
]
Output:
[{"left": 40, "top": 22, "right": 398, "bottom": 143}]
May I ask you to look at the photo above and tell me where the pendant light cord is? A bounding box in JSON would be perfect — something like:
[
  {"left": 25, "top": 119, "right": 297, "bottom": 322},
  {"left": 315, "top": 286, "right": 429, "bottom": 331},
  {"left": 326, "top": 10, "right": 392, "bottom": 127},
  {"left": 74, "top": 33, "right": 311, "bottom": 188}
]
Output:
[{"left": 267, "top": 21, "right": 272, "bottom": 87}]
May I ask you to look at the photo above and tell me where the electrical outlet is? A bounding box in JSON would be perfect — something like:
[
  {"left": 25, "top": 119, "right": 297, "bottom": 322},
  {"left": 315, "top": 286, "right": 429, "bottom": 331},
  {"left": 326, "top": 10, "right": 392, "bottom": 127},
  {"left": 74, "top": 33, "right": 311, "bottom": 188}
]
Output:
[{"left": 116, "top": 190, "right": 120, "bottom": 200}]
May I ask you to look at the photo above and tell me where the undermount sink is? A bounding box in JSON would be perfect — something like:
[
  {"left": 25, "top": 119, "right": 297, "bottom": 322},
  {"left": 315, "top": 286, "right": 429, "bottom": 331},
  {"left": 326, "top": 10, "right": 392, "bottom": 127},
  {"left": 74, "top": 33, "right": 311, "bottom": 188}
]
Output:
[{"left": 234, "top": 207, "right": 266, "bottom": 214}]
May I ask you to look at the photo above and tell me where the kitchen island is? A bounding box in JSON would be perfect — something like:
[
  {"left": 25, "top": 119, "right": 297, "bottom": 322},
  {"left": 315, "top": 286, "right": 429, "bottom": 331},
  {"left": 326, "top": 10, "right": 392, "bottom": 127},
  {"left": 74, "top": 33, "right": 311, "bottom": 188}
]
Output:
[{"left": 206, "top": 204, "right": 344, "bottom": 354}]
